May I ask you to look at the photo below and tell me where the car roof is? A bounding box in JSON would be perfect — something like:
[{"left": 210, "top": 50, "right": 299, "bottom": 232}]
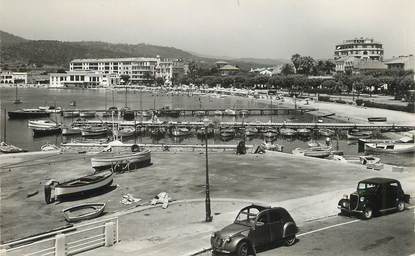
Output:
[{"left": 360, "top": 177, "right": 399, "bottom": 184}]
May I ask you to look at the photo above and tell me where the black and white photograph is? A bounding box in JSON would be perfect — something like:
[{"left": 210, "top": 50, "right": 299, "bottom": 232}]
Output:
[{"left": 0, "top": 0, "right": 414, "bottom": 255}]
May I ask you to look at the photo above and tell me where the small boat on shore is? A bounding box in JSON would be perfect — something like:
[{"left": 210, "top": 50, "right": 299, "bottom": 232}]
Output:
[
  {"left": 318, "top": 128, "right": 335, "bottom": 137},
  {"left": 81, "top": 126, "right": 110, "bottom": 137},
  {"left": 51, "top": 171, "right": 114, "bottom": 202},
  {"left": 364, "top": 143, "right": 415, "bottom": 154},
  {"left": 91, "top": 149, "right": 151, "bottom": 171},
  {"left": 332, "top": 155, "right": 381, "bottom": 165},
  {"left": 41, "top": 144, "right": 60, "bottom": 151},
  {"left": 116, "top": 126, "right": 136, "bottom": 138},
  {"left": 79, "top": 111, "right": 96, "bottom": 118},
  {"left": 63, "top": 203, "right": 106, "bottom": 223},
  {"left": 347, "top": 129, "right": 372, "bottom": 140},
  {"left": 8, "top": 109, "right": 50, "bottom": 119},
  {"left": 33, "top": 127, "right": 62, "bottom": 137},
  {"left": 0, "top": 142, "right": 26, "bottom": 153},
  {"left": 292, "top": 146, "right": 331, "bottom": 158}
]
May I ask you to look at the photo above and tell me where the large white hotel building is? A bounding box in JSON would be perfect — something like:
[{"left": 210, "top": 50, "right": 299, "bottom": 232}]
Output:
[{"left": 50, "top": 56, "right": 184, "bottom": 88}]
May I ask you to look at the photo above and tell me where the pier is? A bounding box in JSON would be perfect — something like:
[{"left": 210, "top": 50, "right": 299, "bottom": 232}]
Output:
[
  {"left": 62, "top": 107, "right": 318, "bottom": 116},
  {"left": 72, "top": 119, "right": 415, "bottom": 131}
]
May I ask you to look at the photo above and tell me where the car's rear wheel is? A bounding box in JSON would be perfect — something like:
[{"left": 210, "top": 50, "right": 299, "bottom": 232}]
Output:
[
  {"left": 397, "top": 201, "right": 405, "bottom": 212},
  {"left": 236, "top": 241, "right": 249, "bottom": 256},
  {"left": 362, "top": 207, "right": 373, "bottom": 220},
  {"left": 285, "top": 235, "right": 296, "bottom": 246}
]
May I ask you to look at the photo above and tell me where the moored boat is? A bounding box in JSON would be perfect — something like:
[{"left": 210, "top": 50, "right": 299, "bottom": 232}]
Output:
[
  {"left": 297, "top": 128, "right": 311, "bottom": 137},
  {"left": 347, "top": 129, "right": 372, "bottom": 140},
  {"left": 364, "top": 143, "right": 415, "bottom": 154},
  {"left": 49, "top": 171, "right": 114, "bottom": 202},
  {"left": 0, "top": 142, "right": 26, "bottom": 153},
  {"left": 62, "top": 126, "right": 82, "bottom": 136},
  {"left": 116, "top": 126, "right": 136, "bottom": 138},
  {"left": 224, "top": 109, "right": 236, "bottom": 116},
  {"left": 280, "top": 128, "right": 297, "bottom": 137},
  {"left": 41, "top": 144, "right": 60, "bottom": 151},
  {"left": 63, "top": 111, "right": 80, "bottom": 118},
  {"left": 220, "top": 128, "right": 235, "bottom": 139},
  {"left": 245, "top": 127, "right": 258, "bottom": 137},
  {"left": 28, "top": 120, "right": 60, "bottom": 129},
  {"left": 214, "top": 110, "right": 223, "bottom": 116},
  {"left": 33, "top": 127, "right": 62, "bottom": 137},
  {"left": 262, "top": 128, "right": 278, "bottom": 138},
  {"left": 91, "top": 149, "right": 151, "bottom": 171},
  {"left": 81, "top": 126, "right": 110, "bottom": 137},
  {"left": 368, "top": 117, "right": 387, "bottom": 122},
  {"left": 171, "top": 127, "right": 190, "bottom": 137},
  {"left": 318, "top": 128, "right": 335, "bottom": 137},
  {"left": 8, "top": 109, "right": 50, "bottom": 119},
  {"left": 79, "top": 111, "right": 96, "bottom": 118},
  {"left": 39, "top": 106, "right": 62, "bottom": 113},
  {"left": 63, "top": 203, "right": 106, "bottom": 222}
]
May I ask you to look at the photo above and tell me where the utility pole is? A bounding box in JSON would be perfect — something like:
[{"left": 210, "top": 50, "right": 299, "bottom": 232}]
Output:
[{"left": 204, "top": 121, "right": 212, "bottom": 222}]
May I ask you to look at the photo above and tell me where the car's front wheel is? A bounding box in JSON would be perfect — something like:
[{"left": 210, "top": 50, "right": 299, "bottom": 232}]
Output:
[
  {"left": 284, "top": 235, "right": 296, "bottom": 246},
  {"left": 362, "top": 207, "right": 373, "bottom": 220},
  {"left": 397, "top": 201, "right": 405, "bottom": 212},
  {"left": 236, "top": 241, "right": 249, "bottom": 256}
]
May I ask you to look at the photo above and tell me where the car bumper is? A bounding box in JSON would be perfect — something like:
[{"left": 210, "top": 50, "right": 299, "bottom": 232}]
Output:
[
  {"left": 212, "top": 248, "right": 231, "bottom": 255},
  {"left": 338, "top": 205, "right": 363, "bottom": 213}
]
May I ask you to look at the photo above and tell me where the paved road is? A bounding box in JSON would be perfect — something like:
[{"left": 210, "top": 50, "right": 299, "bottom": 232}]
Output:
[{"left": 260, "top": 208, "right": 415, "bottom": 256}]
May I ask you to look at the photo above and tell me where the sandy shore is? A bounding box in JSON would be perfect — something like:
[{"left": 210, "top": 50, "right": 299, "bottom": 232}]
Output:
[{"left": 1, "top": 150, "right": 414, "bottom": 243}]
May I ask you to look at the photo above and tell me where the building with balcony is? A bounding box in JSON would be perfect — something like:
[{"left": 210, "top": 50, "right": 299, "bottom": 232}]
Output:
[
  {"left": 0, "top": 71, "right": 28, "bottom": 84},
  {"left": 69, "top": 56, "right": 184, "bottom": 85},
  {"left": 49, "top": 71, "right": 119, "bottom": 88},
  {"left": 334, "top": 37, "right": 383, "bottom": 61}
]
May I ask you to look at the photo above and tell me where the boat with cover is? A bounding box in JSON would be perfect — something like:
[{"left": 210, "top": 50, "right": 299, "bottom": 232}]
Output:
[
  {"left": 52, "top": 171, "right": 114, "bottom": 201},
  {"left": 0, "top": 142, "right": 26, "bottom": 153},
  {"left": 364, "top": 143, "right": 415, "bottom": 154},
  {"left": 8, "top": 109, "right": 50, "bottom": 119},
  {"left": 63, "top": 203, "right": 106, "bottom": 222},
  {"left": 91, "top": 149, "right": 151, "bottom": 170}
]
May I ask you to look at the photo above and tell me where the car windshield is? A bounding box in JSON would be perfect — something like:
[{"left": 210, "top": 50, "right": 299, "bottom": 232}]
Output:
[
  {"left": 357, "top": 182, "right": 379, "bottom": 193},
  {"left": 234, "top": 208, "right": 259, "bottom": 226}
]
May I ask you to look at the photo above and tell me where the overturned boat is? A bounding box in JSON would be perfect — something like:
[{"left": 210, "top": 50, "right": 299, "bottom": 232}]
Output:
[{"left": 63, "top": 202, "right": 106, "bottom": 222}]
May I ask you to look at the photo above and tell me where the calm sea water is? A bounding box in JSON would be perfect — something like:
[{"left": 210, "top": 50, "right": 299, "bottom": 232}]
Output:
[{"left": 1, "top": 87, "right": 413, "bottom": 167}]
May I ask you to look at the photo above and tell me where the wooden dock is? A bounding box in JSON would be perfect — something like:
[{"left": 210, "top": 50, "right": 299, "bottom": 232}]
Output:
[{"left": 72, "top": 119, "right": 415, "bottom": 131}]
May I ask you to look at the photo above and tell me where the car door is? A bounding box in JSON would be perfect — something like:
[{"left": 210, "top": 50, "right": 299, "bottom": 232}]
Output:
[
  {"left": 386, "top": 182, "right": 399, "bottom": 208},
  {"left": 252, "top": 211, "right": 271, "bottom": 247},
  {"left": 268, "top": 209, "right": 283, "bottom": 242}
]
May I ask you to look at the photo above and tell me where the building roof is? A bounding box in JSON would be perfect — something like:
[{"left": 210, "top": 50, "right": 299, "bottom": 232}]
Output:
[
  {"left": 384, "top": 58, "right": 405, "bottom": 65},
  {"left": 215, "top": 61, "right": 228, "bottom": 64},
  {"left": 219, "top": 64, "right": 240, "bottom": 71},
  {"left": 71, "top": 57, "right": 158, "bottom": 63},
  {"left": 360, "top": 177, "right": 398, "bottom": 184}
]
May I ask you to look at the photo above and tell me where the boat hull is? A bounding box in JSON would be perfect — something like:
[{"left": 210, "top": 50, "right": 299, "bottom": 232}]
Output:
[
  {"left": 33, "top": 127, "right": 62, "bottom": 137},
  {"left": 91, "top": 150, "right": 151, "bottom": 170},
  {"left": 8, "top": 111, "right": 50, "bottom": 119},
  {"left": 365, "top": 143, "right": 415, "bottom": 154},
  {"left": 63, "top": 203, "right": 106, "bottom": 222}
]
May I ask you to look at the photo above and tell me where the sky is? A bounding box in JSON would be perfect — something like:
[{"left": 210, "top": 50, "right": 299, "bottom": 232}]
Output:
[{"left": 1, "top": 0, "right": 414, "bottom": 60}]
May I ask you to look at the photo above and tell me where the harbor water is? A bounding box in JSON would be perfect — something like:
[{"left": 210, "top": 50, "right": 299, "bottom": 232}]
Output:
[{"left": 1, "top": 87, "right": 414, "bottom": 167}]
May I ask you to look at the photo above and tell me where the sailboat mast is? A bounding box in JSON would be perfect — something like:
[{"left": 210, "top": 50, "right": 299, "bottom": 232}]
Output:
[{"left": 3, "top": 108, "right": 6, "bottom": 143}]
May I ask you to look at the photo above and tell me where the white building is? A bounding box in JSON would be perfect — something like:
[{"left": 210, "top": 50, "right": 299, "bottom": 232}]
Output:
[
  {"left": 49, "top": 71, "right": 119, "bottom": 88},
  {"left": 334, "top": 37, "right": 383, "bottom": 61},
  {"left": 0, "top": 71, "right": 28, "bottom": 84},
  {"left": 69, "top": 56, "right": 183, "bottom": 85}
]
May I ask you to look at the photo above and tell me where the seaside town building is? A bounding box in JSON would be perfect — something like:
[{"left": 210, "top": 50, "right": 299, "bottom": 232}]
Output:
[
  {"left": 0, "top": 71, "right": 28, "bottom": 84},
  {"left": 334, "top": 37, "right": 385, "bottom": 73},
  {"left": 219, "top": 64, "right": 240, "bottom": 76},
  {"left": 69, "top": 56, "right": 184, "bottom": 85},
  {"left": 49, "top": 71, "right": 120, "bottom": 88}
]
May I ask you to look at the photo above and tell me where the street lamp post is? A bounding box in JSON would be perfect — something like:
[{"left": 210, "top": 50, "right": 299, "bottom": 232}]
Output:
[{"left": 204, "top": 120, "right": 213, "bottom": 222}]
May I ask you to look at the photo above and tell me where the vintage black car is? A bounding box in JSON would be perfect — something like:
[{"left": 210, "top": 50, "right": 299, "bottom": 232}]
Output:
[
  {"left": 211, "top": 204, "right": 298, "bottom": 256},
  {"left": 338, "top": 177, "right": 410, "bottom": 219}
]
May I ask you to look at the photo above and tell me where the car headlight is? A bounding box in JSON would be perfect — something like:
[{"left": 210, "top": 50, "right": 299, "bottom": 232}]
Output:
[
  {"left": 360, "top": 196, "right": 365, "bottom": 202},
  {"left": 224, "top": 237, "right": 232, "bottom": 243},
  {"left": 343, "top": 201, "right": 348, "bottom": 207}
]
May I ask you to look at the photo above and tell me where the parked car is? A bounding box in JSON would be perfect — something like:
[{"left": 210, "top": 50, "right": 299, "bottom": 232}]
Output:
[
  {"left": 211, "top": 204, "right": 298, "bottom": 256},
  {"left": 338, "top": 177, "right": 410, "bottom": 220}
]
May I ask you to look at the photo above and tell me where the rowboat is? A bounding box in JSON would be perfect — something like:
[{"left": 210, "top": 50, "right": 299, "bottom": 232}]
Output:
[
  {"left": 91, "top": 149, "right": 151, "bottom": 171},
  {"left": 8, "top": 109, "right": 50, "bottom": 119},
  {"left": 368, "top": 117, "right": 387, "bottom": 122},
  {"left": 220, "top": 128, "right": 235, "bottom": 138},
  {"left": 347, "top": 129, "right": 372, "bottom": 140},
  {"left": 41, "top": 144, "right": 59, "bottom": 151},
  {"left": 63, "top": 203, "right": 106, "bottom": 223},
  {"left": 297, "top": 128, "right": 311, "bottom": 137},
  {"left": 332, "top": 155, "right": 381, "bottom": 165},
  {"left": 116, "top": 126, "right": 136, "bottom": 138},
  {"left": 28, "top": 120, "right": 60, "bottom": 129},
  {"left": 38, "top": 106, "right": 62, "bottom": 113},
  {"left": 245, "top": 127, "right": 258, "bottom": 137},
  {"left": 262, "top": 128, "right": 278, "bottom": 138},
  {"left": 224, "top": 109, "right": 237, "bottom": 116},
  {"left": 63, "top": 111, "right": 80, "bottom": 118},
  {"left": 79, "top": 111, "right": 96, "bottom": 118},
  {"left": 33, "top": 127, "right": 62, "bottom": 137},
  {"left": 53, "top": 171, "right": 114, "bottom": 201},
  {"left": 62, "top": 126, "right": 82, "bottom": 135},
  {"left": 171, "top": 127, "right": 190, "bottom": 137},
  {"left": 364, "top": 143, "right": 415, "bottom": 154},
  {"left": 318, "top": 128, "right": 335, "bottom": 137},
  {"left": 81, "top": 126, "right": 110, "bottom": 137},
  {"left": 214, "top": 110, "right": 223, "bottom": 116},
  {"left": 292, "top": 147, "right": 331, "bottom": 158},
  {"left": 280, "top": 128, "right": 297, "bottom": 137},
  {"left": 0, "top": 142, "right": 26, "bottom": 153}
]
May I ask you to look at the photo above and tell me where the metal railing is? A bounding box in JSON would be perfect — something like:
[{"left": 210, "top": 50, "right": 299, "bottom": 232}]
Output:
[{"left": 0, "top": 217, "right": 118, "bottom": 256}]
